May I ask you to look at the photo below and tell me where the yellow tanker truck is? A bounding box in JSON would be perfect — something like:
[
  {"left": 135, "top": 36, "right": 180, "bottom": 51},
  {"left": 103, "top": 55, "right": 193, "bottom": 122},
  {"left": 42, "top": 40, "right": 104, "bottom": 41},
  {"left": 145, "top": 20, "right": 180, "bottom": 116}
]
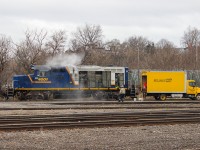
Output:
[{"left": 141, "top": 71, "right": 200, "bottom": 100}]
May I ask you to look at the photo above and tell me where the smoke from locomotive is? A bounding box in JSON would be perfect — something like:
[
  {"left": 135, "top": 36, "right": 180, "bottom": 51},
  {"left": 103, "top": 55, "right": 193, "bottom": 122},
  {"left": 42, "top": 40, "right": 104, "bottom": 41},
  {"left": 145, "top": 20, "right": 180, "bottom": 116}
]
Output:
[{"left": 46, "top": 53, "right": 84, "bottom": 67}]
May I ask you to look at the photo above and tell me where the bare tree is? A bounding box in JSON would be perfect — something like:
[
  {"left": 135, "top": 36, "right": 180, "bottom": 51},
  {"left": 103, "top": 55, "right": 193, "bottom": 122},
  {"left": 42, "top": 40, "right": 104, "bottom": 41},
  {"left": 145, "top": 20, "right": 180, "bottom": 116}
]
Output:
[
  {"left": 0, "top": 35, "right": 11, "bottom": 72},
  {"left": 150, "top": 39, "right": 178, "bottom": 70},
  {"left": 105, "top": 39, "right": 121, "bottom": 51},
  {"left": 103, "top": 39, "right": 126, "bottom": 66},
  {"left": 0, "top": 35, "right": 12, "bottom": 88},
  {"left": 69, "top": 24, "right": 104, "bottom": 65},
  {"left": 70, "top": 24, "right": 103, "bottom": 51},
  {"left": 182, "top": 26, "right": 200, "bottom": 49},
  {"left": 124, "top": 36, "right": 152, "bottom": 69},
  {"left": 181, "top": 26, "right": 200, "bottom": 70},
  {"left": 14, "top": 29, "right": 47, "bottom": 74},
  {"left": 46, "top": 30, "right": 67, "bottom": 57},
  {"left": 127, "top": 36, "right": 149, "bottom": 51}
]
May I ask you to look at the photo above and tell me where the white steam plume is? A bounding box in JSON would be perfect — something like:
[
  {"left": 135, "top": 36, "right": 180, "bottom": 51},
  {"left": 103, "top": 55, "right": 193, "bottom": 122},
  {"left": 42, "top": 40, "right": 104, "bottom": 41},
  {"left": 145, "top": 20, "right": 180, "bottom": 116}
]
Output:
[{"left": 46, "top": 53, "right": 84, "bottom": 67}]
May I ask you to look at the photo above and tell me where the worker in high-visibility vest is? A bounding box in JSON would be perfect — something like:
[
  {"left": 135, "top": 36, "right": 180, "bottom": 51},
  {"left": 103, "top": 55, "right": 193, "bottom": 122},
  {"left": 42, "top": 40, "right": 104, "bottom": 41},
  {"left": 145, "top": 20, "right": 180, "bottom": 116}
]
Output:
[
  {"left": 118, "top": 85, "right": 125, "bottom": 102},
  {"left": 143, "top": 82, "right": 147, "bottom": 98}
]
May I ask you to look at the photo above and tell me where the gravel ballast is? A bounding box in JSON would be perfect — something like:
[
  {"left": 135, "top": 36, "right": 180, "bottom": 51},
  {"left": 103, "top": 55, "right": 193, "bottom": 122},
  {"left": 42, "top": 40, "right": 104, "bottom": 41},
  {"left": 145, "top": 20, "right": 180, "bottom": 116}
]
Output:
[
  {"left": 1, "top": 100, "right": 200, "bottom": 149},
  {"left": 1, "top": 124, "right": 200, "bottom": 150}
]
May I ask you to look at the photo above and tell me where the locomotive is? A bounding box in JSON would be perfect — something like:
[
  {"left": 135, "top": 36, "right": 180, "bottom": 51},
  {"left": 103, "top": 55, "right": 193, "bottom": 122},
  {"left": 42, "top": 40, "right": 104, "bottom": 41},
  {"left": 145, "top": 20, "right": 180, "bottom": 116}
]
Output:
[{"left": 12, "top": 65, "right": 136, "bottom": 100}]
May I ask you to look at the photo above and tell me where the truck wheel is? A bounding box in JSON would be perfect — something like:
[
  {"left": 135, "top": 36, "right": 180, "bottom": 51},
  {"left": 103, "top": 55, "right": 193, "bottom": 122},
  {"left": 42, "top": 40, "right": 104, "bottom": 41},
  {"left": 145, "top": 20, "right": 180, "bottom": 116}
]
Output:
[
  {"left": 154, "top": 96, "right": 160, "bottom": 100},
  {"left": 196, "top": 94, "right": 200, "bottom": 100},
  {"left": 160, "top": 94, "right": 167, "bottom": 101}
]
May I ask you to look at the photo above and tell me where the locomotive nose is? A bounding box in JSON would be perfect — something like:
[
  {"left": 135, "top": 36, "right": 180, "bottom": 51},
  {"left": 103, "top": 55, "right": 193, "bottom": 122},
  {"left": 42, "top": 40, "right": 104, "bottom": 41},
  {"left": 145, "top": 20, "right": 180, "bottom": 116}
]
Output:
[{"left": 13, "top": 75, "right": 27, "bottom": 88}]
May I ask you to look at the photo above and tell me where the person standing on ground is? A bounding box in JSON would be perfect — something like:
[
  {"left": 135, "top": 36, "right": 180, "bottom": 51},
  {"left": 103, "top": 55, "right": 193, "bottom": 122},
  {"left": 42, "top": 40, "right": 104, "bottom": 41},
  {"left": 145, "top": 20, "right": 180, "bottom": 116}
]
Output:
[
  {"left": 118, "top": 85, "right": 126, "bottom": 102},
  {"left": 143, "top": 81, "right": 147, "bottom": 99}
]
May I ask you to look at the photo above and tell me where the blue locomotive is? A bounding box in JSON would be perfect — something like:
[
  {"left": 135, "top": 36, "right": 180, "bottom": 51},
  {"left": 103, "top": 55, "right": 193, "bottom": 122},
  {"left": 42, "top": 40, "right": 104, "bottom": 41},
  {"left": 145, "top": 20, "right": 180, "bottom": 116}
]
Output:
[{"left": 13, "top": 65, "right": 135, "bottom": 100}]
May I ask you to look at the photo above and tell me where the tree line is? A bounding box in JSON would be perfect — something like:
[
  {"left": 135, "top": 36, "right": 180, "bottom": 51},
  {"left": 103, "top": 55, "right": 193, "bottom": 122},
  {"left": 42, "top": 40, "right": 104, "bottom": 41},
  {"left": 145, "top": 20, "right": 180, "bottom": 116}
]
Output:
[{"left": 0, "top": 24, "right": 200, "bottom": 87}]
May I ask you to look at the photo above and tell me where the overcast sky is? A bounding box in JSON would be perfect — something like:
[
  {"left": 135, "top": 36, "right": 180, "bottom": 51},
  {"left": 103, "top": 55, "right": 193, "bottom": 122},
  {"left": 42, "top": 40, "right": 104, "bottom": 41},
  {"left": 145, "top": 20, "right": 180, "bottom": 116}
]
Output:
[{"left": 0, "top": 0, "right": 200, "bottom": 46}]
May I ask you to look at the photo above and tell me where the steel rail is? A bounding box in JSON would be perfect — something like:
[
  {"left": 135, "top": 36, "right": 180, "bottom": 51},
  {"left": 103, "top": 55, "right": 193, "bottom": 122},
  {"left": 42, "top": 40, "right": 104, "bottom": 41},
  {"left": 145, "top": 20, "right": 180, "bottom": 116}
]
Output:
[
  {"left": 1, "top": 106, "right": 200, "bottom": 111},
  {"left": 49, "top": 101, "right": 200, "bottom": 105},
  {"left": 1, "top": 100, "right": 200, "bottom": 105},
  {"left": 1, "top": 110, "right": 200, "bottom": 130}
]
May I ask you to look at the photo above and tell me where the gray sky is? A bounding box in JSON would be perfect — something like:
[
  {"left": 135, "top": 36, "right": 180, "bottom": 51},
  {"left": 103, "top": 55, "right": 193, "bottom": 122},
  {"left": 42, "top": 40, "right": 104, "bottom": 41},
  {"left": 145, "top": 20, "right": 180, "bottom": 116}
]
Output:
[{"left": 0, "top": 0, "right": 200, "bottom": 46}]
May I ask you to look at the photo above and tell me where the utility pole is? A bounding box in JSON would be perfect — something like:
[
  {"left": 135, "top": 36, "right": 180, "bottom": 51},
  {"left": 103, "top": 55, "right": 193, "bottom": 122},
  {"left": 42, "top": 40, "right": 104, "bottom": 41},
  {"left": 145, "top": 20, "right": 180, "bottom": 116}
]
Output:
[
  {"left": 137, "top": 46, "right": 140, "bottom": 101},
  {"left": 137, "top": 46, "right": 140, "bottom": 85},
  {"left": 196, "top": 41, "right": 198, "bottom": 70}
]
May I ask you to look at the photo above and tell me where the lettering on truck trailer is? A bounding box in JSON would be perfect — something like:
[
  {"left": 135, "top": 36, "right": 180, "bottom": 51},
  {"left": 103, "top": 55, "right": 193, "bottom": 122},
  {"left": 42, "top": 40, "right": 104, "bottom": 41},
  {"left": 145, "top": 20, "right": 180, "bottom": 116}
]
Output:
[{"left": 154, "top": 78, "right": 172, "bottom": 82}]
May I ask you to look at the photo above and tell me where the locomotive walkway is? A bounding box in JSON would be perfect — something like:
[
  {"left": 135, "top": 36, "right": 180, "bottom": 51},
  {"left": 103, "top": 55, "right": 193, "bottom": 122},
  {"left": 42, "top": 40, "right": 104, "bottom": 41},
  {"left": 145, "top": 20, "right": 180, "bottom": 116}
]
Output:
[{"left": 1, "top": 110, "right": 200, "bottom": 131}]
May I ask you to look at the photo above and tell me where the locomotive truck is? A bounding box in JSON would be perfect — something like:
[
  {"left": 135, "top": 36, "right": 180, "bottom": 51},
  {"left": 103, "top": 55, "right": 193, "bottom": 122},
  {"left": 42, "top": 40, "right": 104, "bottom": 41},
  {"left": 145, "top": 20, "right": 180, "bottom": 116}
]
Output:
[
  {"left": 12, "top": 65, "right": 136, "bottom": 100},
  {"left": 141, "top": 71, "right": 200, "bottom": 100}
]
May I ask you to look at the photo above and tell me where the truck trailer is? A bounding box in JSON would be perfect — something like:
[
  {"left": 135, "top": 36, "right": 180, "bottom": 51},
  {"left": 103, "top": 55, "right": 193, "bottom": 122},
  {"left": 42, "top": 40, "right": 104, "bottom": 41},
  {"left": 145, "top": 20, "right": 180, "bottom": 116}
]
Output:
[{"left": 141, "top": 71, "right": 200, "bottom": 100}]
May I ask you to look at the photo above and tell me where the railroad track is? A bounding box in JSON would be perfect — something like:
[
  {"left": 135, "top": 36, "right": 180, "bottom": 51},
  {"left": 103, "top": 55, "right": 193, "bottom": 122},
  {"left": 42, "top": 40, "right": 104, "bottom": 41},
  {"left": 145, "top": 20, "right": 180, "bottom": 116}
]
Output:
[
  {"left": 1, "top": 101, "right": 200, "bottom": 110},
  {"left": 1, "top": 110, "right": 200, "bottom": 131},
  {"left": 44, "top": 100, "right": 200, "bottom": 105},
  {"left": 2, "top": 100, "right": 200, "bottom": 105},
  {"left": 1, "top": 105, "right": 200, "bottom": 110},
  {"left": 1, "top": 103, "right": 200, "bottom": 111}
]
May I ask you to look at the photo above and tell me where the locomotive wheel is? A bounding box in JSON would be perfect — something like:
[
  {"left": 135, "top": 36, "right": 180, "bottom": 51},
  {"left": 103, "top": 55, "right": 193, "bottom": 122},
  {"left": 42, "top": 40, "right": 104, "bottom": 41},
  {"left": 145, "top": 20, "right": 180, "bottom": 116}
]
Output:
[
  {"left": 93, "top": 91, "right": 104, "bottom": 100},
  {"left": 53, "top": 92, "right": 61, "bottom": 99},
  {"left": 160, "top": 94, "right": 167, "bottom": 101},
  {"left": 43, "top": 92, "right": 49, "bottom": 100},
  {"left": 43, "top": 94, "right": 49, "bottom": 100},
  {"left": 17, "top": 92, "right": 26, "bottom": 101}
]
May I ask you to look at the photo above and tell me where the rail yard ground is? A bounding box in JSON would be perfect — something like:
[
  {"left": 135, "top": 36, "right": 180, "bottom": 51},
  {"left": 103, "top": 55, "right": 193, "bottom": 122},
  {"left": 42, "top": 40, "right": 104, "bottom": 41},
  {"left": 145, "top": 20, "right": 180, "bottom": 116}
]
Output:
[
  {"left": 1, "top": 124, "right": 200, "bottom": 150},
  {"left": 1, "top": 98, "right": 200, "bottom": 149}
]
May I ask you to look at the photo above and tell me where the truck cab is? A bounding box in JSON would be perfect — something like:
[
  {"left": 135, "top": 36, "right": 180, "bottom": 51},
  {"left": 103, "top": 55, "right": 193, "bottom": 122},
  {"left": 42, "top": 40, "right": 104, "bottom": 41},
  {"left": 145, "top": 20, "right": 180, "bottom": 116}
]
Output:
[
  {"left": 141, "top": 71, "right": 200, "bottom": 101},
  {"left": 186, "top": 80, "right": 200, "bottom": 100}
]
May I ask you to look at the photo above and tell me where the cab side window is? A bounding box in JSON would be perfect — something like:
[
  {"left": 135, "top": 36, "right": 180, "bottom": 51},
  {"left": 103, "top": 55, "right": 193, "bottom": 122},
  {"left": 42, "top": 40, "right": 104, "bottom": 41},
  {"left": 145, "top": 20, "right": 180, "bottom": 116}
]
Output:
[{"left": 189, "top": 82, "right": 196, "bottom": 87}]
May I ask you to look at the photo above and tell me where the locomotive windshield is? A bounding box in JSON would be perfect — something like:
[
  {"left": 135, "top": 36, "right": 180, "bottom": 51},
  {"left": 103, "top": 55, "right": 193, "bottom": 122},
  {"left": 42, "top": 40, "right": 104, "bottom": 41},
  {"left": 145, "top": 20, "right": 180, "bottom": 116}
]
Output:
[
  {"left": 51, "top": 68, "right": 66, "bottom": 72},
  {"left": 39, "top": 71, "right": 47, "bottom": 77}
]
